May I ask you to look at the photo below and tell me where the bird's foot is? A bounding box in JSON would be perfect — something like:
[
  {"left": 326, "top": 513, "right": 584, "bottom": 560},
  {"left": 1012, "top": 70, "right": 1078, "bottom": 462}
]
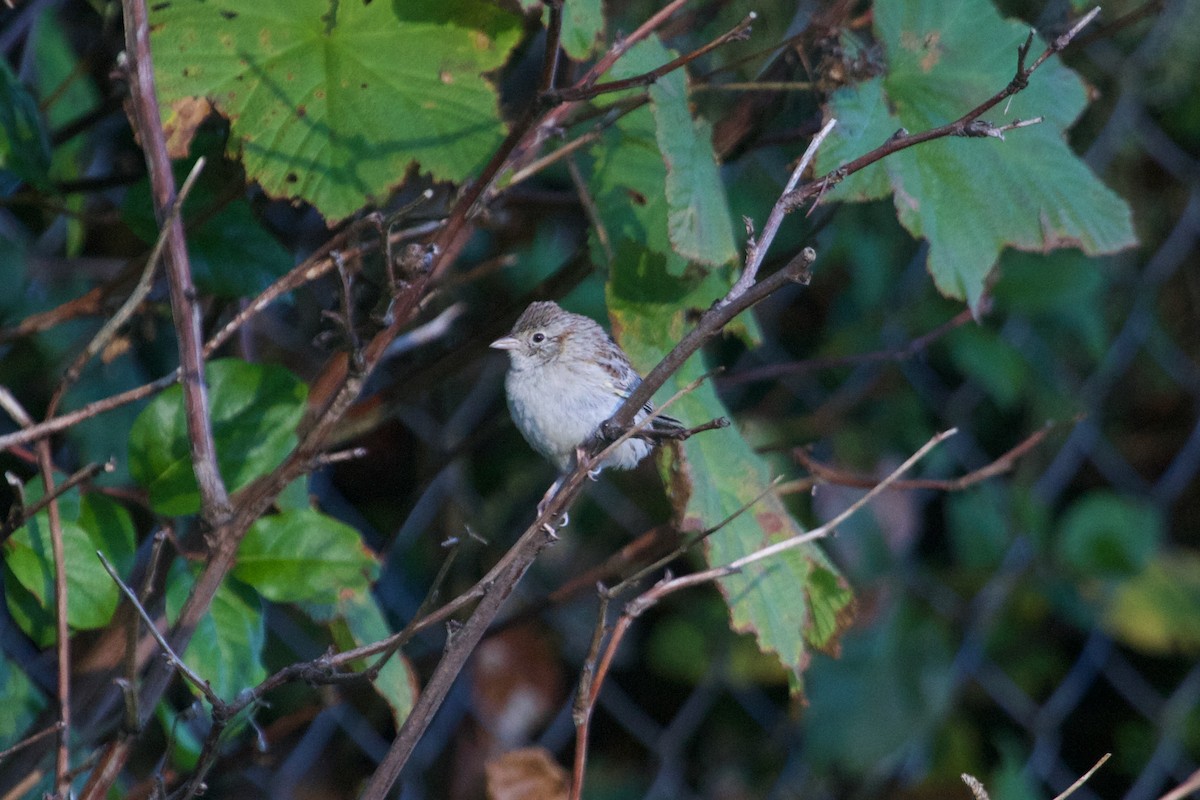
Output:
[{"left": 537, "top": 478, "right": 568, "bottom": 536}]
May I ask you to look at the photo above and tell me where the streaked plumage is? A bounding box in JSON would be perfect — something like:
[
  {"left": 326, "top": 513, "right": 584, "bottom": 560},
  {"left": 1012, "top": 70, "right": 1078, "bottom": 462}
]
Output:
[{"left": 490, "top": 301, "right": 684, "bottom": 473}]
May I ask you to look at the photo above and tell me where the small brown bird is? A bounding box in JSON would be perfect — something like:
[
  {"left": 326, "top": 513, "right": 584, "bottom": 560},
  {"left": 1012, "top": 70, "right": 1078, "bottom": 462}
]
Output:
[{"left": 490, "top": 301, "right": 684, "bottom": 481}]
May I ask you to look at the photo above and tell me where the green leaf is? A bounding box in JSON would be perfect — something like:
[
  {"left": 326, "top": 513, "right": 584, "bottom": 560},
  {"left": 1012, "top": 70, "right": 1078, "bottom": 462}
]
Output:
[
  {"left": 1104, "top": 552, "right": 1200, "bottom": 655},
  {"left": 150, "top": 0, "right": 522, "bottom": 221},
  {"left": 1, "top": 479, "right": 133, "bottom": 643},
  {"left": 332, "top": 591, "right": 415, "bottom": 725},
  {"left": 816, "top": 0, "right": 1136, "bottom": 309},
  {"left": 1056, "top": 491, "right": 1164, "bottom": 578},
  {"left": 946, "top": 483, "right": 1011, "bottom": 569},
  {"left": 5, "top": 517, "right": 118, "bottom": 634},
  {"left": 589, "top": 98, "right": 680, "bottom": 270},
  {"left": 0, "top": 59, "right": 52, "bottom": 193},
  {"left": 0, "top": 654, "right": 46, "bottom": 747},
  {"left": 803, "top": 601, "right": 953, "bottom": 772},
  {"left": 128, "top": 358, "right": 308, "bottom": 516},
  {"left": 234, "top": 509, "right": 379, "bottom": 603},
  {"left": 559, "top": 0, "right": 603, "bottom": 60},
  {"left": 607, "top": 38, "right": 737, "bottom": 268},
  {"left": 79, "top": 493, "right": 138, "bottom": 577},
  {"left": 166, "top": 562, "right": 266, "bottom": 700},
  {"left": 944, "top": 325, "right": 1030, "bottom": 410},
  {"left": 608, "top": 252, "right": 852, "bottom": 689},
  {"left": 123, "top": 154, "right": 293, "bottom": 298}
]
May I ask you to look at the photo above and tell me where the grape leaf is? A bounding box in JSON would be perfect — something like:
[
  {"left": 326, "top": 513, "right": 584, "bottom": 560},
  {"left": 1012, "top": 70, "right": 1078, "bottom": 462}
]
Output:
[
  {"left": 589, "top": 37, "right": 736, "bottom": 272},
  {"left": 816, "top": 0, "right": 1136, "bottom": 309},
  {"left": 607, "top": 246, "right": 853, "bottom": 691},
  {"left": 150, "top": 0, "right": 521, "bottom": 221}
]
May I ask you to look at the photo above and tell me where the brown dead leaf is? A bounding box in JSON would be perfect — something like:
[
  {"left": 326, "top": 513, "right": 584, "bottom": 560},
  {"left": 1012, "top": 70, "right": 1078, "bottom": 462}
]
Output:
[
  {"left": 163, "top": 96, "right": 214, "bottom": 159},
  {"left": 485, "top": 748, "right": 568, "bottom": 800}
]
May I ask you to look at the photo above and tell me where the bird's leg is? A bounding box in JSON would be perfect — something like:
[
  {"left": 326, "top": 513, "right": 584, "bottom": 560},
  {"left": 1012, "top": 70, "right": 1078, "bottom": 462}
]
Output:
[
  {"left": 537, "top": 476, "right": 568, "bottom": 535},
  {"left": 577, "top": 445, "right": 601, "bottom": 481}
]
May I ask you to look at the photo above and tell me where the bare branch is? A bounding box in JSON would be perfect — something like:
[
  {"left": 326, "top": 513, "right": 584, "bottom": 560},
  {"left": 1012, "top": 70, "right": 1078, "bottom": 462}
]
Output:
[
  {"left": 122, "top": 0, "right": 230, "bottom": 524},
  {"left": 722, "top": 117, "right": 837, "bottom": 305},
  {"left": 1158, "top": 767, "right": 1200, "bottom": 800},
  {"left": 781, "top": 6, "right": 1102, "bottom": 211},
  {"left": 794, "top": 420, "right": 1064, "bottom": 492},
  {"left": 548, "top": 13, "right": 756, "bottom": 103},
  {"left": 1052, "top": 753, "right": 1111, "bottom": 800},
  {"left": 97, "top": 552, "right": 223, "bottom": 708},
  {"left": 729, "top": 428, "right": 956, "bottom": 571}
]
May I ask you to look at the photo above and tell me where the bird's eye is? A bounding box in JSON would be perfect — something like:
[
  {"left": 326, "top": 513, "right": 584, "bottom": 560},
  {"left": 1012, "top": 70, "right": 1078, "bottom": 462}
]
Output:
[{"left": 532, "top": 332, "right": 545, "bottom": 343}]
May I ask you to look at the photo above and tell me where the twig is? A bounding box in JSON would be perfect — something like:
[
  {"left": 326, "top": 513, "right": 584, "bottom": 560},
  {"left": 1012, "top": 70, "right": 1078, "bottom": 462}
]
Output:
[
  {"left": 722, "top": 118, "right": 837, "bottom": 306},
  {"left": 722, "top": 306, "right": 978, "bottom": 386},
  {"left": 96, "top": 552, "right": 222, "bottom": 707},
  {"left": 0, "top": 373, "right": 177, "bottom": 454},
  {"left": 40, "top": 439, "right": 70, "bottom": 796},
  {"left": 794, "top": 421, "right": 1062, "bottom": 492},
  {"left": 538, "top": 0, "right": 563, "bottom": 92},
  {"left": 569, "top": 589, "right": 611, "bottom": 800},
  {"left": 962, "top": 773, "right": 990, "bottom": 800},
  {"left": 568, "top": 429, "right": 954, "bottom": 797},
  {"left": 781, "top": 7, "right": 1102, "bottom": 211},
  {"left": 729, "top": 428, "right": 955, "bottom": 571},
  {"left": 122, "top": 0, "right": 230, "bottom": 525},
  {"left": 1158, "top": 767, "right": 1200, "bottom": 800},
  {"left": 47, "top": 157, "right": 206, "bottom": 417},
  {"left": 1052, "top": 753, "right": 1110, "bottom": 800},
  {"left": 548, "top": 13, "right": 756, "bottom": 103},
  {"left": 0, "top": 723, "right": 64, "bottom": 764},
  {"left": 507, "top": 131, "right": 601, "bottom": 187},
  {"left": 0, "top": 384, "right": 78, "bottom": 796},
  {"left": 0, "top": 460, "right": 114, "bottom": 544}
]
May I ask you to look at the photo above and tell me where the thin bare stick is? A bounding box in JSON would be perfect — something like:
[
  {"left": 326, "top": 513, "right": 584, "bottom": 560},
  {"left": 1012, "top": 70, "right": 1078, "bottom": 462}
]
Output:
[
  {"left": 794, "top": 420, "right": 1061, "bottom": 492},
  {"left": 0, "top": 460, "right": 114, "bottom": 543},
  {"left": 3, "top": 380, "right": 78, "bottom": 796},
  {"left": 568, "top": 430, "right": 954, "bottom": 796},
  {"left": 1052, "top": 753, "right": 1111, "bottom": 800},
  {"left": 507, "top": 131, "right": 601, "bottom": 187},
  {"left": 1158, "top": 767, "right": 1200, "bottom": 800},
  {"left": 39, "top": 438, "right": 70, "bottom": 795},
  {"left": 721, "top": 117, "right": 837, "bottom": 306},
  {"left": 962, "top": 773, "right": 991, "bottom": 800},
  {"left": 730, "top": 428, "right": 956, "bottom": 571},
  {"left": 782, "top": 7, "right": 1102, "bottom": 211},
  {"left": 550, "top": 13, "right": 756, "bottom": 103},
  {"left": 123, "top": 0, "right": 230, "bottom": 525},
  {"left": 0, "top": 723, "right": 64, "bottom": 764},
  {"left": 97, "top": 551, "right": 222, "bottom": 707},
  {"left": 569, "top": 590, "right": 611, "bottom": 800},
  {"left": 48, "top": 157, "right": 206, "bottom": 415},
  {"left": 0, "top": 373, "right": 176, "bottom": 454}
]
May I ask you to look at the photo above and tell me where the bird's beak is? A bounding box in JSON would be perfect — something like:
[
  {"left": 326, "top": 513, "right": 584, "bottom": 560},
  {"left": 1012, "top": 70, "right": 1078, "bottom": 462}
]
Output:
[{"left": 489, "top": 336, "right": 520, "bottom": 351}]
